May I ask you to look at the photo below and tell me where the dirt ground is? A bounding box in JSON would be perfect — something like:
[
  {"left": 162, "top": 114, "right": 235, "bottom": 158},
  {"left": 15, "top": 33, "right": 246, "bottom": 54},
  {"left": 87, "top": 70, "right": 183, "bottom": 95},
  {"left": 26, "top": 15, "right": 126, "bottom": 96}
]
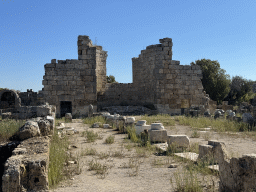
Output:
[{"left": 50, "top": 118, "right": 256, "bottom": 192}]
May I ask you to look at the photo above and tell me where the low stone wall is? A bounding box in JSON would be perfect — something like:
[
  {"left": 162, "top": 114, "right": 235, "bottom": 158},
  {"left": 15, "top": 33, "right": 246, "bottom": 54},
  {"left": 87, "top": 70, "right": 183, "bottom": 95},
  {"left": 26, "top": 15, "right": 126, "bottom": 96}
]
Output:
[
  {"left": 101, "top": 105, "right": 157, "bottom": 115},
  {"left": 0, "top": 114, "right": 55, "bottom": 191},
  {"left": 1, "top": 105, "right": 56, "bottom": 120},
  {"left": 2, "top": 137, "right": 50, "bottom": 192}
]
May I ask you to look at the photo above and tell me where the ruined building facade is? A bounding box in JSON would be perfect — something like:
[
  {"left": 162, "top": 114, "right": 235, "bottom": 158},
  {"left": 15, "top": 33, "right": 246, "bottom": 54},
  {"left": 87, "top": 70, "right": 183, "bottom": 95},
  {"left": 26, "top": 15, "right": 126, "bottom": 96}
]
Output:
[{"left": 41, "top": 36, "right": 207, "bottom": 117}]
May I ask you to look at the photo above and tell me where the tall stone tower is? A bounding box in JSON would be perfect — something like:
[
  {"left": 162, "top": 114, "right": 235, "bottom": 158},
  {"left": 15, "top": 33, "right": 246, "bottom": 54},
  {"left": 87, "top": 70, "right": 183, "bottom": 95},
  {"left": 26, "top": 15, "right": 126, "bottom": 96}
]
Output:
[{"left": 42, "top": 36, "right": 107, "bottom": 117}]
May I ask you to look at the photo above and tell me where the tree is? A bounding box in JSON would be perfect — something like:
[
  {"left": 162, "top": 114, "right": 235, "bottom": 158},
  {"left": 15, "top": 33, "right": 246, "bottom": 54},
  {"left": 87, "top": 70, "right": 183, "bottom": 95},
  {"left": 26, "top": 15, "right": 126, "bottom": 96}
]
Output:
[
  {"left": 106, "top": 75, "right": 118, "bottom": 83},
  {"left": 191, "top": 59, "right": 230, "bottom": 104},
  {"left": 225, "top": 76, "right": 254, "bottom": 105}
]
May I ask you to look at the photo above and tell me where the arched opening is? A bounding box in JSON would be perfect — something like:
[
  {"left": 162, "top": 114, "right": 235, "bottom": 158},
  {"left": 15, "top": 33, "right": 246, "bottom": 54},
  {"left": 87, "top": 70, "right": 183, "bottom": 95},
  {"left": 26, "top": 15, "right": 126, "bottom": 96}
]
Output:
[{"left": 0, "top": 91, "right": 16, "bottom": 109}]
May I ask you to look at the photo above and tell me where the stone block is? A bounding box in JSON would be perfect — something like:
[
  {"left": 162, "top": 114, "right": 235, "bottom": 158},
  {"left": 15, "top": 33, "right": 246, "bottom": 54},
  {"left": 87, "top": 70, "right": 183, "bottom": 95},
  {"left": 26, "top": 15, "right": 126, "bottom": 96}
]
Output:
[
  {"left": 167, "top": 135, "right": 190, "bottom": 148},
  {"left": 149, "top": 129, "right": 167, "bottom": 142},
  {"left": 65, "top": 113, "right": 72, "bottom": 122},
  {"left": 151, "top": 123, "right": 164, "bottom": 130},
  {"left": 37, "top": 105, "right": 52, "bottom": 117},
  {"left": 135, "top": 125, "right": 151, "bottom": 135},
  {"left": 136, "top": 120, "right": 147, "bottom": 126},
  {"left": 126, "top": 117, "right": 135, "bottom": 124},
  {"left": 198, "top": 144, "right": 214, "bottom": 159},
  {"left": 19, "top": 121, "right": 41, "bottom": 141},
  {"left": 38, "top": 120, "right": 51, "bottom": 136}
]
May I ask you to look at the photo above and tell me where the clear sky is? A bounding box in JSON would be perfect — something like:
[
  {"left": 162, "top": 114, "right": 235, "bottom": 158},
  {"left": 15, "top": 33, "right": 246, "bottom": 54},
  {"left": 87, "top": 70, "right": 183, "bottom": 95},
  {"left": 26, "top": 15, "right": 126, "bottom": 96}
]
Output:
[{"left": 1, "top": 0, "right": 255, "bottom": 92}]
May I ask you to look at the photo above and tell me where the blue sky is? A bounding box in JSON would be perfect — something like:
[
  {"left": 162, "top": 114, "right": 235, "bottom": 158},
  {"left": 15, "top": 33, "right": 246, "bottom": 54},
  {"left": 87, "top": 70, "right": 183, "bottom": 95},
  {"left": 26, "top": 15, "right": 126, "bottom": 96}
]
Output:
[{"left": 1, "top": 0, "right": 255, "bottom": 92}]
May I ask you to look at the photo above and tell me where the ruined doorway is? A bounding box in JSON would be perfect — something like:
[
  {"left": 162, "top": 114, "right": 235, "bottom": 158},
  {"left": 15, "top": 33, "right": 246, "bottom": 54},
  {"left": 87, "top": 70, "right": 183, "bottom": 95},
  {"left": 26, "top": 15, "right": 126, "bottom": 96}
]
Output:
[
  {"left": 0, "top": 91, "right": 15, "bottom": 109},
  {"left": 60, "top": 101, "right": 72, "bottom": 117}
]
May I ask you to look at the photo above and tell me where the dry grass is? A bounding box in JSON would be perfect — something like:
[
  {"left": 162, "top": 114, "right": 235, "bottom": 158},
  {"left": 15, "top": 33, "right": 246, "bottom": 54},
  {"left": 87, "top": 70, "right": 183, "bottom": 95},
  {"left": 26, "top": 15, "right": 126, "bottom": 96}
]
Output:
[
  {"left": 88, "top": 159, "right": 111, "bottom": 179},
  {"left": 0, "top": 119, "right": 25, "bottom": 142},
  {"left": 105, "top": 135, "right": 115, "bottom": 144},
  {"left": 175, "top": 116, "right": 248, "bottom": 133},
  {"left": 48, "top": 129, "right": 69, "bottom": 187},
  {"left": 83, "top": 116, "right": 108, "bottom": 127}
]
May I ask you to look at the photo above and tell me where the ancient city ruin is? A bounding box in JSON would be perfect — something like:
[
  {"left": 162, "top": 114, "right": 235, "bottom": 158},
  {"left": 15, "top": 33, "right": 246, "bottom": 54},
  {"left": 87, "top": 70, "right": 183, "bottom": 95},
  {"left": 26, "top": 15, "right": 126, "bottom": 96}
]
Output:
[
  {"left": 1, "top": 36, "right": 256, "bottom": 191},
  {"left": 0, "top": 35, "right": 209, "bottom": 118}
]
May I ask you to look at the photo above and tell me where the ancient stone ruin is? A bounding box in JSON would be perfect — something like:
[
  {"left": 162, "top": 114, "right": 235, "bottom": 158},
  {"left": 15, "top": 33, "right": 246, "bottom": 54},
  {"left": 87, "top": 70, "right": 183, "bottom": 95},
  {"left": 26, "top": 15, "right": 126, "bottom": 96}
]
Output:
[
  {"left": 0, "top": 89, "right": 48, "bottom": 119},
  {"left": 0, "top": 112, "right": 55, "bottom": 191},
  {"left": 199, "top": 140, "right": 256, "bottom": 192},
  {"left": 42, "top": 35, "right": 208, "bottom": 117}
]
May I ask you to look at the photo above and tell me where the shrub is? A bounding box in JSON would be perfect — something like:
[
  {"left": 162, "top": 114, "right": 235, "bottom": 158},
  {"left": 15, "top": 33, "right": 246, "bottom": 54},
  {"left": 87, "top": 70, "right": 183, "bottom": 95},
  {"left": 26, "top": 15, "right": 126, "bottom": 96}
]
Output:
[
  {"left": 88, "top": 159, "right": 109, "bottom": 178},
  {"left": 105, "top": 135, "right": 115, "bottom": 144},
  {"left": 83, "top": 130, "right": 100, "bottom": 143}
]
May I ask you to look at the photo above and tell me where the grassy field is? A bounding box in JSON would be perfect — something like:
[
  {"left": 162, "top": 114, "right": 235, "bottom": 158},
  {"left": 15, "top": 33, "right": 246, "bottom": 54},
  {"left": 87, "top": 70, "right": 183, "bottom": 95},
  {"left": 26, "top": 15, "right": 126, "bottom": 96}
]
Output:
[{"left": 174, "top": 116, "right": 249, "bottom": 132}]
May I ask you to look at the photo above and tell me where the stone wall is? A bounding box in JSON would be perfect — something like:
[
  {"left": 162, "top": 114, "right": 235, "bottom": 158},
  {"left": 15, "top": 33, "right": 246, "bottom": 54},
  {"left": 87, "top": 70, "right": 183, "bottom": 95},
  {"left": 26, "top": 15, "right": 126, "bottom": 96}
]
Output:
[
  {"left": 1, "top": 137, "right": 50, "bottom": 192},
  {"left": 0, "top": 114, "right": 55, "bottom": 191},
  {"left": 1, "top": 105, "right": 55, "bottom": 120},
  {"left": 42, "top": 36, "right": 208, "bottom": 116},
  {"left": 99, "top": 37, "right": 206, "bottom": 114},
  {"left": 43, "top": 36, "right": 107, "bottom": 117}
]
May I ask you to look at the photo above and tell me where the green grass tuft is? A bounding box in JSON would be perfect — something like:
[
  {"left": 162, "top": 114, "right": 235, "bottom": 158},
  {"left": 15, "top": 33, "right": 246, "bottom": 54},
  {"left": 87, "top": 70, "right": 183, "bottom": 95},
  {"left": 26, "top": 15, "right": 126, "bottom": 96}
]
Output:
[{"left": 48, "top": 129, "right": 69, "bottom": 187}]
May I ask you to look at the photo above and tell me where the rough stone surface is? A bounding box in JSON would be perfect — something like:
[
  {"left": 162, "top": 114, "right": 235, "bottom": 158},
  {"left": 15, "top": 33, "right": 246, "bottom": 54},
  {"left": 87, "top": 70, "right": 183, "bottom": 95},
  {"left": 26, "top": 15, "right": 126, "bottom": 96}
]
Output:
[
  {"left": 136, "top": 120, "right": 147, "bottom": 126},
  {"left": 204, "top": 140, "right": 256, "bottom": 192},
  {"left": 38, "top": 119, "right": 51, "bottom": 136},
  {"left": 65, "top": 113, "right": 72, "bottom": 122},
  {"left": 2, "top": 137, "right": 50, "bottom": 192},
  {"left": 135, "top": 125, "right": 151, "bottom": 135},
  {"left": 149, "top": 129, "right": 167, "bottom": 142},
  {"left": 125, "top": 117, "right": 135, "bottom": 124},
  {"left": 19, "top": 121, "right": 41, "bottom": 141},
  {"left": 151, "top": 123, "right": 164, "bottom": 130},
  {"left": 198, "top": 144, "right": 215, "bottom": 161},
  {"left": 37, "top": 105, "right": 52, "bottom": 117},
  {"left": 167, "top": 135, "right": 190, "bottom": 148},
  {"left": 242, "top": 113, "right": 254, "bottom": 124}
]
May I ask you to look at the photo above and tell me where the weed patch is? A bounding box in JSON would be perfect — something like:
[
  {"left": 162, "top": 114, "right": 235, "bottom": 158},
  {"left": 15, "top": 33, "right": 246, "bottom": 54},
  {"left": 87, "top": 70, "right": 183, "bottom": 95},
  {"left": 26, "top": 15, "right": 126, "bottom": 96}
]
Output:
[
  {"left": 48, "top": 130, "right": 69, "bottom": 187},
  {"left": 81, "top": 147, "right": 97, "bottom": 156},
  {"left": 0, "top": 119, "right": 25, "bottom": 142},
  {"left": 105, "top": 135, "right": 115, "bottom": 144},
  {"left": 83, "top": 116, "right": 107, "bottom": 127},
  {"left": 170, "top": 167, "right": 203, "bottom": 192},
  {"left": 83, "top": 130, "right": 100, "bottom": 143},
  {"left": 88, "top": 159, "right": 110, "bottom": 178}
]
